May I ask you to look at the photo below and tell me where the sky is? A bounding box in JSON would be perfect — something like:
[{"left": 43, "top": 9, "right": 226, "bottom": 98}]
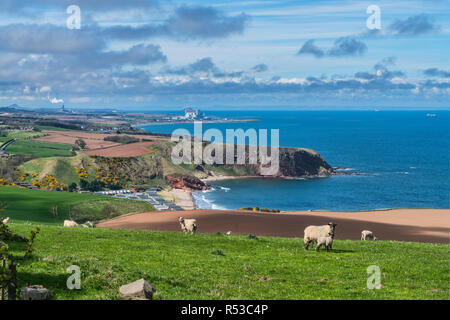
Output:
[{"left": 0, "top": 0, "right": 449, "bottom": 110}]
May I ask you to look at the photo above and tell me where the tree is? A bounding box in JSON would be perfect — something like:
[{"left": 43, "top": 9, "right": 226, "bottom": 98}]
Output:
[
  {"left": 75, "top": 138, "right": 86, "bottom": 150},
  {"left": 68, "top": 182, "right": 78, "bottom": 192},
  {"left": 79, "top": 179, "right": 89, "bottom": 190}
]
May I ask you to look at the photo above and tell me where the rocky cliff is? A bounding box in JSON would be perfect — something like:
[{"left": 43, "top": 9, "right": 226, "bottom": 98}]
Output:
[{"left": 278, "top": 147, "right": 333, "bottom": 177}]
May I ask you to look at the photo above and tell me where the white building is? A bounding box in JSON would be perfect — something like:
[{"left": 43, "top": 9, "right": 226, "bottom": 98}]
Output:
[{"left": 184, "top": 108, "right": 200, "bottom": 120}]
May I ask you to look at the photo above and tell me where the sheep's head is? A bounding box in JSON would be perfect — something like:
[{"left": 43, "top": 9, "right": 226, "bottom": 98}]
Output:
[
  {"left": 178, "top": 217, "right": 185, "bottom": 223},
  {"left": 328, "top": 222, "right": 337, "bottom": 236}
]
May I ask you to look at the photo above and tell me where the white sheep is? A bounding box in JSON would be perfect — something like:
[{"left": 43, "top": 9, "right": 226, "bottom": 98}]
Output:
[
  {"left": 361, "top": 230, "right": 377, "bottom": 241},
  {"left": 316, "top": 236, "right": 333, "bottom": 252},
  {"left": 304, "top": 222, "right": 337, "bottom": 251},
  {"left": 226, "top": 231, "right": 232, "bottom": 235},
  {"left": 178, "top": 217, "right": 197, "bottom": 234},
  {"left": 2, "top": 217, "right": 10, "bottom": 224},
  {"left": 63, "top": 220, "right": 79, "bottom": 228}
]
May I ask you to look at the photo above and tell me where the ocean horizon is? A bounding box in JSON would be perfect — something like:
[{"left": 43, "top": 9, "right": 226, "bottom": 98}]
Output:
[{"left": 141, "top": 110, "right": 450, "bottom": 211}]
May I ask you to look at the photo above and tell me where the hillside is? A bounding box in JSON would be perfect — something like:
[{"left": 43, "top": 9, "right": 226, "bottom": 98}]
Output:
[
  {"left": 14, "top": 137, "right": 334, "bottom": 189},
  {"left": 0, "top": 186, "right": 154, "bottom": 224},
  {"left": 7, "top": 223, "right": 449, "bottom": 300}
]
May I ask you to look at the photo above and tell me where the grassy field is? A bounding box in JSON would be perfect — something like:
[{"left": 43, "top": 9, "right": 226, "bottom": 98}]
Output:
[
  {"left": 0, "top": 186, "right": 154, "bottom": 225},
  {"left": 4, "top": 140, "right": 73, "bottom": 157},
  {"left": 6, "top": 223, "right": 449, "bottom": 300},
  {"left": 6, "top": 131, "right": 46, "bottom": 139},
  {"left": 20, "top": 155, "right": 84, "bottom": 185}
]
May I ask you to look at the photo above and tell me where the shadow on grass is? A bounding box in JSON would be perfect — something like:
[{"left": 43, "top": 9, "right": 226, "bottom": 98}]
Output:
[{"left": 328, "top": 249, "right": 355, "bottom": 253}]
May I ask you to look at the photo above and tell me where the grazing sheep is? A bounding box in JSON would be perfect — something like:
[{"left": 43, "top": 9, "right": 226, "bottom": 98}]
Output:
[
  {"left": 226, "top": 231, "right": 232, "bottom": 235},
  {"left": 178, "top": 217, "right": 197, "bottom": 234},
  {"left": 304, "top": 222, "right": 337, "bottom": 251},
  {"left": 2, "top": 217, "right": 10, "bottom": 224},
  {"left": 63, "top": 220, "right": 79, "bottom": 228},
  {"left": 316, "top": 236, "right": 333, "bottom": 252},
  {"left": 361, "top": 230, "right": 377, "bottom": 241}
]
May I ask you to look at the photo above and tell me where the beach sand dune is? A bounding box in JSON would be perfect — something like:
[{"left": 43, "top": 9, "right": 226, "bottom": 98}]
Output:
[{"left": 97, "top": 209, "right": 450, "bottom": 244}]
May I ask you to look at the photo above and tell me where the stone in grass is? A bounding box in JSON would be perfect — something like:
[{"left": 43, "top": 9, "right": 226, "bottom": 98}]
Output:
[
  {"left": 22, "top": 285, "right": 52, "bottom": 300},
  {"left": 119, "top": 279, "right": 157, "bottom": 300}
]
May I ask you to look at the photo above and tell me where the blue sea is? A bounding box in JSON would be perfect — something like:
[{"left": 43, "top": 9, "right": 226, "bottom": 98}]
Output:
[{"left": 141, "top": 110, "right": 450, "bottom": 211}]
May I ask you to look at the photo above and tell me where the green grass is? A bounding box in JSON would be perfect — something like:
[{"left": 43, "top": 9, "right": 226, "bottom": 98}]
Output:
[
  {"left": 4, "top": 140, "right": 73, "bottom": 157},
  {"left": 6, "top": 131, "right": 46, "bottom": 139},
  {"left": 20, "top": 156, "right": 81, "bottom": 185},
  {"left": 69, "top": 198, "right": 153, "bottom": 223},
  {"left": 0, "top": 186, "right": 153, "bottom": 225},
  {"left": 35, "top": 126, "right": 79, "bottom": 131},
  {"left": 6, "top": 224, "right": 449, "bottom": 300}
]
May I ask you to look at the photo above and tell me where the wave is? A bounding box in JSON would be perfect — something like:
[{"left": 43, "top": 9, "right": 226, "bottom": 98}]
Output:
[
  {"left": 334, "top": 167, "right": 356, "bottom": 171},
  {"left": 192, "top": 191, "right": 230, "bottom": 210}
]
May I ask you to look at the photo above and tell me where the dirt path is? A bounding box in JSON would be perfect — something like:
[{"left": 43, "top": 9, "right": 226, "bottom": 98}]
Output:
[{"left": 97, "top": 208, "right": 450, "bottom": 244}]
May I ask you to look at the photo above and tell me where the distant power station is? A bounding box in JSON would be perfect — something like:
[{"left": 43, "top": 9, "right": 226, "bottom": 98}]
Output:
[{"left": 184, "top": 108, "right": 201, "bottom": 120}]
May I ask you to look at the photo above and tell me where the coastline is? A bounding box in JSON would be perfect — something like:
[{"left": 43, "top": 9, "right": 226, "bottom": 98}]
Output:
[
  {"left": 134, "top": 119, "right": 259, "bottom": 127},
  {"left": 159, "top": 188, "right": 196, "bottom": 210}
]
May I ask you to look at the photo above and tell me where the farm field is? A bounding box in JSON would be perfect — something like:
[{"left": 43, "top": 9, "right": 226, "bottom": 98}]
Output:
[
  {"left": 83, "top": 141, "right": 157, "bottom": 157},
  {"left": 0, "top": 186, "right": 154, "bottom": 225},
  {"left": 4, "top": 140, "right": 73, "bottom": 157},
  {"left": 6, "top": 223, "right": 450, "bottom": 300},
  {"left": 35, "top": 130, "right": 166, "bottom": 157}
]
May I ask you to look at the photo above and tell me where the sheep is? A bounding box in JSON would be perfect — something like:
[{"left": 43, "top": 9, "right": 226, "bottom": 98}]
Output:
[
  {"left": 361, "top": 230, "right": 377, "bottom": 241},
  {"left": 178, "top": 217, "right": 197, "bottom": 234},
  {"left": 226, "top": 231, "right": 232, "bottom": 235},
  {"left": 316, "top": 236, "right": 333, "bottom": 252},
  {"left": 2, "top": 217, "right": 9, "bottom": 224},
  {"left": 304, "top": 222, "right": 337, "bottom": 251},
  {"left": 63, "top": 220, "right": 79, "bottom": 228}
]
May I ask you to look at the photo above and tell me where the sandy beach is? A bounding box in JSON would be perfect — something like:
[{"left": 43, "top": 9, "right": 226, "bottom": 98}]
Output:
[
  {"left": 97, "top": 208, "right": 450, "bottom": 244},
  {"left": 158, "top": 188, "right": 196, "bottom": 210}
]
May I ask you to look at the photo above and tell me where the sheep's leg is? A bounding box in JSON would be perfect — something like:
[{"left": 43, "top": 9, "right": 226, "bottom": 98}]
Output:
[
  {"left": 304, "top": 239, "right": 311, "bottom": 250},
  {"left": 315, "top": 243, "right": 321, "bottom": 252}
]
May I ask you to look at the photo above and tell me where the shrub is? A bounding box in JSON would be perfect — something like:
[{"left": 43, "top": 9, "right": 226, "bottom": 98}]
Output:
[
  {"left": 104, "top": 135, "right": 139, "bottom": 144},
  {"left": 68, "top": 183, "right": 77, "bottom": 192},
  {"left": 75, "top": 139, "right": 86, "bottom": 150},
  {"left": 1, "top": 205, "right": 40, "bottom": 300},
  {"left": 101, "top": 203, "right": 118, "bottom": 219}
]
